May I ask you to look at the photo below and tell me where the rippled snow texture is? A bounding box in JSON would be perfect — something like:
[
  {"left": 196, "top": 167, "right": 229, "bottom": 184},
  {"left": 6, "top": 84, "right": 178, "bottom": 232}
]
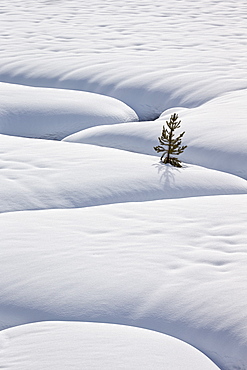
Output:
[
  {"left": 0, "top": 0, "right": 247, "bottom": 118},
  {"left": 0, "top": 1, "right": 247, "bottom": 369}
]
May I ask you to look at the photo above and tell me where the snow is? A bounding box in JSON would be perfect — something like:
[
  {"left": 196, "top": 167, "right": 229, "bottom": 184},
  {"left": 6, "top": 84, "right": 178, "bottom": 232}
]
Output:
[
  {"left": 0, "top": 82, "right": 138, "bottom": 140},
  {"left": 0, "top": 134, "right": 247, "bottom": 213},
  {"left": 0, "top": 0, "right": 247, "bottom": 120},
  {"left": 0, "top": 195, "right": 247, "bottom": 369},
  {"left": 64, "top": 88, "right": 247, "bottom": 179},
  {"left": 0, "top": 0, "right": 247, "bottom": 369},
  {"left": 0, "top": 322, "right": 219, "bottom": 370}
]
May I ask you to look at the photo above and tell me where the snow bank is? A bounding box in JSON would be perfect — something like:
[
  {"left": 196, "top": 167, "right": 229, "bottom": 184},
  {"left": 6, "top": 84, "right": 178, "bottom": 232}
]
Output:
[
  {"left": 0, "top": 322, "right": 219, "bottom": 370},
  {"left": 0, "top": 195, "right": 246, "bottom": 369},
  {"left": 0, "top": 1, "right": 247, "bottom": 119},
  {"left": 0, "top": 82, "right": 138, "bottom": 140},
  {"left": 64, "top": 89, "right": 247, "bottom": 179},
  {"left": 0, "top": 1, "right": 247, "bottom": 369},
  {"left": 0, "top": 134, "right": 247, "bottom": 213}
]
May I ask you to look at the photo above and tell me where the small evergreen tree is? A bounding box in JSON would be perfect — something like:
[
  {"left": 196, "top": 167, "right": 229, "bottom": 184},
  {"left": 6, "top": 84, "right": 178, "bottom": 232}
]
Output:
[{"left": 154, "top": 113, "right": 187, "bottom": 167}]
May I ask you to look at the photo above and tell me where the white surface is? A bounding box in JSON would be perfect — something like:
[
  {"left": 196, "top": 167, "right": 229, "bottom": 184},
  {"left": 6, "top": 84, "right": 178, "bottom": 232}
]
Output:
[
  {"left": 64, "top": 89, "right": 247, "bottom": 179},
  {"left": 0, "top": 134, "right": 247, "bottom": 213},
  {"left": 0, "top": 322, "right": 219, "bottom": 370},
  {"left": 0, "top": 1, "right": 247, "bottom": 369},
  {"left": 0, "top": 195, "right": 247, "bottom": 369},
  {"left": 0, "top": 0, "right": 247, "bottom": 120},
  {"left": 0, "top": 82, "right": 137, "bottom": 139}
]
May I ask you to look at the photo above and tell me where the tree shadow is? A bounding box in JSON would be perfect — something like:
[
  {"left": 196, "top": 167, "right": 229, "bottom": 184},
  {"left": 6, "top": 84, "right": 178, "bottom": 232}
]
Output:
[{"left": 152, "top": 162, "right": 187, "bottom": 188}]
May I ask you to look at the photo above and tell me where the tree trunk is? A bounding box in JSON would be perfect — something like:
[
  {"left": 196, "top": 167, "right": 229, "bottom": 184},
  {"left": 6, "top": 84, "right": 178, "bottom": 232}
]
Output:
[{"left": 166, "top": 128, "right": 174, "bottom": 163}]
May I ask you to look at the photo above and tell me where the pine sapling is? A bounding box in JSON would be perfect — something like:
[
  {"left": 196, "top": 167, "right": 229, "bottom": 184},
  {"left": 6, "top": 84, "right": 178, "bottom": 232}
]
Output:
[{"left": 154, "top": 113, "right": 187, "bottom": 167}]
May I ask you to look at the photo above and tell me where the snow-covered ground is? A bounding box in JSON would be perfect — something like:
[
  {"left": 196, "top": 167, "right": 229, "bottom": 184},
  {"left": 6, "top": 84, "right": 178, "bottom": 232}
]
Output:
[
  {"left": 1, "top": 0, "right": 247, "bottom": 120},
  {"left": 64, "top": 89, "right": 247, "bottom": 180},
  {"left": 0, "top": 82, "right": 137, "bottom": 139},
  {"left": 0, "top": 322, "right": 219, "bottom": 370},
  {"left": 1, "top": 134, "right": 247, "bottom": 213},
  {"left": 0, "top": 0, "right": 247, "bottom": 369},
  {"left": 0, "top": 195, "right": 247, "bottom": 369}
]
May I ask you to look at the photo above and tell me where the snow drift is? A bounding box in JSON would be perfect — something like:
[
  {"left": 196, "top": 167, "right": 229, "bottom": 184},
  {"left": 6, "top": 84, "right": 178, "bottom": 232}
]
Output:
[
  {"left": 0, "top": 195, "right": 246, "bottom": 369},
  {"left": 0, "top": 0, "right": 247, "bottom": 119},
  {"left": 0, "top": 134, "right": 247, "bottom": 213},
  {"left": 63, "top": 89, "right": 247, "bottom": 180},
  {"left": 0, "top": 0, "right": 247, "bottom": 369},
  {"left": 0, "top": 82, "right": 138, "bottom": 140},
  {"left": 0, "top": 322, "right": 219, "bottom": 370}
]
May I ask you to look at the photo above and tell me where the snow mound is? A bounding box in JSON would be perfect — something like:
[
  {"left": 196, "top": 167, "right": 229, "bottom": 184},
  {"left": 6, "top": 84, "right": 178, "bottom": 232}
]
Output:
[
  {"left": 0, "top": 82, "right": 138, "bottom": 140},
  {"left": 0, "top": 134, "right": 247, "bottom": 213},
  {"left": 0, "top": 321, "right": 219, "bottom": 370},
  {"left": 0, "top": 1, "right": 247, "bottom": 119},
  {"left": 63, "top": 89, "right": 247, "bottom": 179},
  {"left": 0, "top": 195, "right": 246, "bottom": 369}
]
